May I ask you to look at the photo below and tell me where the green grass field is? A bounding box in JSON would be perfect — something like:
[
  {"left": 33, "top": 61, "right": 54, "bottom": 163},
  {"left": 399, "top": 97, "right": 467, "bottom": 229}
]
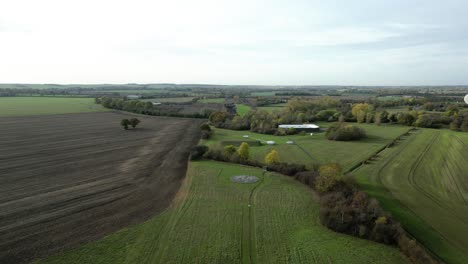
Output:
[
  {"left": 204, "top": 123, "right": 409, "bottom": 170},
  {"left": 236, "top": 104, "right": 251, "bottom": 116},
  {"left": 199, "top": 98, "right": 225, "bottom": 103},
  {"left": 354, "top": 129, "right": 468, "bottom": 264},
  {"left": 0, "top": 97, "right": 107, "bottom": 116},
  {"left": 39, "top": 161, "right": 406, "bottom": 264}
]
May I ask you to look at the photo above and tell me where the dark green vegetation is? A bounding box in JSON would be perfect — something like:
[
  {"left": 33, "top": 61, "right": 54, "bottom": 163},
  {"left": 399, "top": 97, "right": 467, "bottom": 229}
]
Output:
[
  {"left": 40, "top": 161, "right": 407, "bottom": 264},
  {"left": 325, "top": 122, "right": 366, "bottom": 141},
  {"left": 355, "top": 129, "right": 468, "bottom": 264}
]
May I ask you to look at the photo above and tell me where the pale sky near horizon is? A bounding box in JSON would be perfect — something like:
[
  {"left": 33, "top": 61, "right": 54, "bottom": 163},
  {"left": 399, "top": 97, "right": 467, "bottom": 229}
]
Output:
[{"left": 1, "top": 0, "right": 467, "bottom": 85}]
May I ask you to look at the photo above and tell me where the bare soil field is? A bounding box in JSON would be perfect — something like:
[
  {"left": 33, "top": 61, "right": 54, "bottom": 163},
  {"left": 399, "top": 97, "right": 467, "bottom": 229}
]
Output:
[{"left": 0, "top": 112, "right": 203, "bottom": 263}]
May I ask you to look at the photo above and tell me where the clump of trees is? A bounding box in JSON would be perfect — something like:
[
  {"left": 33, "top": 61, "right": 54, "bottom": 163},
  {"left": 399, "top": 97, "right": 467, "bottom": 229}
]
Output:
[
  {"left": 325, "top": 123, "right": 366, "bottom": 141},
  {"left": 120, "top": 118, "right": 141, "bottom": 130},
  {"left": 97, "top": 96, "right": 216, "bottom": 118},
  {"left": 351, "top": 103, "right": 373, "bottom": 123}
]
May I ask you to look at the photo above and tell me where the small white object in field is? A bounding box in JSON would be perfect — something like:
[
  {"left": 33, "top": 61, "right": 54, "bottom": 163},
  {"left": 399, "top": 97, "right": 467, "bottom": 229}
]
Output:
[
  {"left": 248, "top": 204, "right": 251, "bottom": 207},
  {"left": 464, "top": 94, "right": 468, "bottom": 104},
  {"left": 310, "top": 133, "right": 314, "bottom": 136},
  {"left": 286, "top": 141, "right": 294, "bottom": 144},
  {"left": 243, "top": 135, "right": 249, "bottom": 138},
  {"left": 266, "top": 141, "right": 275, "bottom": 145}
]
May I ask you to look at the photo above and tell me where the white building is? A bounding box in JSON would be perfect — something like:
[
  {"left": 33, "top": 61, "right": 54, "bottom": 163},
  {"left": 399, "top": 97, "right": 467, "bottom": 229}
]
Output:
[{"left": 278, "top": 124, "right": 320, "bottom": 132}]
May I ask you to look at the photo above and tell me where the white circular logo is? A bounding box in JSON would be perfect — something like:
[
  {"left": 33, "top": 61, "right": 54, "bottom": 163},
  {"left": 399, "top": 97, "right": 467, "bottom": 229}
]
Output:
[{"left": 465, "top": 94, "right": 468, "bottom": 104}]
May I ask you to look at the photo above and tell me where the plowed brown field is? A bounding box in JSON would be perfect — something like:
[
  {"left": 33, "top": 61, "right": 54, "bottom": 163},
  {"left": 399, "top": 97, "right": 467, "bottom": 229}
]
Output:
[{"left": 0, "top": 112, "right": 203, "bottom": 263}]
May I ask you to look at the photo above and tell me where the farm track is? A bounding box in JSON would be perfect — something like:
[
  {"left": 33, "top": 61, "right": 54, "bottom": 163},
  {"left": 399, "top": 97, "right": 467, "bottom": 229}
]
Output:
[
  {"left": 245, "top": 171, "right": 264, "bottom": 264},
  {"left": 0, "top": 112, "right": 204, "bottom": 264}
]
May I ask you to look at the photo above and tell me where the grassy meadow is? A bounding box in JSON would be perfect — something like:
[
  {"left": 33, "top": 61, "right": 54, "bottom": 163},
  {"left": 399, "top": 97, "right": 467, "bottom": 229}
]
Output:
[
  {"left": 203, "top": 123, "right": 410, "bottom": 170},
  {"left": 236, "top": 104, "right": 252, "bottom": 116},
  {"left": 354, "top": 129, "right": 468, "bottom": 264},
  {"left": 0, "top": 97, "right": 107, "bottom": 116},
  {"left": 39, "top": 161, "right": 407, "bottom": 264}
]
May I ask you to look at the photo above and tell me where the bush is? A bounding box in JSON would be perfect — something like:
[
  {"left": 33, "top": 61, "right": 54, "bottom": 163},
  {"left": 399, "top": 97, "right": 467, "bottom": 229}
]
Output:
[
  {"left": 190, "top": 145, "right": 209, "bottom": 160},
  {"left": 325, "top": 123, "right": 366, "bottom": 141},
  {"left": 267, "top": 162, "right": 306, "bottom": 176}
]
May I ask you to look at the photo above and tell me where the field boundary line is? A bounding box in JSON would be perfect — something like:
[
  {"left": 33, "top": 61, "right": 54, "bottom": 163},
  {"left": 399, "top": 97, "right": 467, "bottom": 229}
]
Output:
[{"left": 345, "top": 127, "right": 416, "bottom": 174}]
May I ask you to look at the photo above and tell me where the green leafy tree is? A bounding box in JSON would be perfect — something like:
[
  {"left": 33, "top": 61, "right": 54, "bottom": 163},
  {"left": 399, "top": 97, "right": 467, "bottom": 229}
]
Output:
[
  {"left": 238, "top": 142, "right": 250, "bottom": 161},
  {"left": 265, "top": 149, "right": 280, "bottom": 165},
  {"left": 351, "top": 103, "right": 372, "bottom": 123},
  {"left": 315, "top": 163, "right": 342, "bottom": 192},
  {"left": 129, "top": 118, "right": 141, "bottom": 128},
  {"left": 120, "top": 119, "right": 130, "bottom": 130}
]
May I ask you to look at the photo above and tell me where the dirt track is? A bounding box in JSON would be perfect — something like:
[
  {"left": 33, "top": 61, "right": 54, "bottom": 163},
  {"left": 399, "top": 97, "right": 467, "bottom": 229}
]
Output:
[{"left": 0, "top": 112, "right": 203, "bottom": 263}]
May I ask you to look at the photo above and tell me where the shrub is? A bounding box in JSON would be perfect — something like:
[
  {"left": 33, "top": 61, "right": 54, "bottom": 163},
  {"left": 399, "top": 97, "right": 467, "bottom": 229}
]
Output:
[
  {"left": 190, "top": 145, "right": 209, "bottom": 160},
  {"left": 120, "top": 119, "right": 130, "bottom": 130},
  {"left": 129, "top": 118, "right": 141, "bottom": 128},
  {"left": 224, "top": 145, "right": 237, "bottom": 157}
]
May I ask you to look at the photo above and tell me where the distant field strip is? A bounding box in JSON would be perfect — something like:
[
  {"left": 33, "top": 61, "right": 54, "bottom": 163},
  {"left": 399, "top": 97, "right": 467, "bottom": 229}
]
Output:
[
  {"left": 40, "top": 161, "right": 407, "bottom": 264},
  {"left": 0, "top": 97, "right": 106, "bottom": 116},
  {"left": 355, "top": 129, "right": 468, "bottom": 264}
]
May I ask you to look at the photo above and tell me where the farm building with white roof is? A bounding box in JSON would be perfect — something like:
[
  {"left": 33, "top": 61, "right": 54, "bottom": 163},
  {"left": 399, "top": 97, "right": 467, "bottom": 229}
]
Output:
[{"left": 278, "top": 124, "right": 320, "bottom": 132}]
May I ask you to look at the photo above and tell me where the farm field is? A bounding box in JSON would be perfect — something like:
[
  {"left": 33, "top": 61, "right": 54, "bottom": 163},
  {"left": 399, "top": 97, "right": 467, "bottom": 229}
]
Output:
[
  {"left": 354, "top": 129, "right": 468, "bottom": 264},
  {"left": 39, "top": 161, "right": 407, "bottom": 264},
  {"left": 0, "top": 97, "right": 106, "bottom": 116},
  {"left": 0, "top": 112, "right": 203, "bottom": 263},
  {"left": 140, "top": 97, "right": 196, "bottom": 103},
  {"left": 199, "top": 98, "right": 225, "bottom": 103},
  {"left": 203, "top": 123, "right": 409, "bottom": 170},
  {"left": 236, "top": 104, "right": 251, "bottom": 116}
]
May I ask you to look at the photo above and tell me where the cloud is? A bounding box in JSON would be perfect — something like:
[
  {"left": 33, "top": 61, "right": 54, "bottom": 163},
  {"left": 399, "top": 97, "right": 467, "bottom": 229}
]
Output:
[{"left": 0, "top": 0, "right": 467, "bottom": 84}]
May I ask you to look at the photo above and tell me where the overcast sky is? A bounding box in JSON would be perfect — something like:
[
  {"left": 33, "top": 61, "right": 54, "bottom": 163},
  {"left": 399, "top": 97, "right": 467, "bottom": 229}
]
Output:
[{"left": 1, "top": 0, "right": 467, "bottom": 85}]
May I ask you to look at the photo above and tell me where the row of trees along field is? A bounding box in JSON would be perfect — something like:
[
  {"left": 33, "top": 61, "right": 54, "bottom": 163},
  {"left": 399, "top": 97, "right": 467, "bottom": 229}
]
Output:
[
  {"left": 95, "top": 97, "right": 215, "bottom": 118},
  {"left": 190, "top": 140, "right": 438, "bottom": 264},
  {"left": 209, "top": 97, "right": 468, "bottom": 135}
]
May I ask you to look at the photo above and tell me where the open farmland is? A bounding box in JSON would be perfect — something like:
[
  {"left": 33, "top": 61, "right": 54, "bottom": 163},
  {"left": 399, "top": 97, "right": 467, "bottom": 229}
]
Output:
[
  {"left": 199, "top": 98, "right": 225, "bottom": 103},
  {"left": 40, "top": 161, "right": 407, "bottom": 264},
  {"left": 203, "top": 123, "right": 409, "bottom": 170},
  {"left": 236, "top": 104, "right": 251, "bottom": 116},
  {"left": 355, "top": 129, "right": 468, "bottom": 263},
  {"left": 0, "top": 97, "right": 106, "bottom": 116},
  {"left": 0, "top": 112, "right": 203, "bottom": 263}
]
